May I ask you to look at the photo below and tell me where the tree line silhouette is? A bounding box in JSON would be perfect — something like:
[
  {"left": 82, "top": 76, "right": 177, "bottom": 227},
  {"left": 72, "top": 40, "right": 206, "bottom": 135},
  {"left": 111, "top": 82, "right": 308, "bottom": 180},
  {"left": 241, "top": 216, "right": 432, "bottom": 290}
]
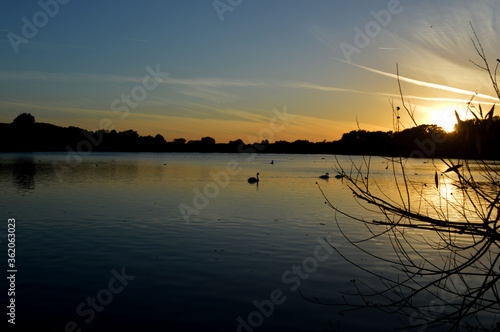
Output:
[{"left": 1, "top": 112, "right": 500, "bottom": 159}]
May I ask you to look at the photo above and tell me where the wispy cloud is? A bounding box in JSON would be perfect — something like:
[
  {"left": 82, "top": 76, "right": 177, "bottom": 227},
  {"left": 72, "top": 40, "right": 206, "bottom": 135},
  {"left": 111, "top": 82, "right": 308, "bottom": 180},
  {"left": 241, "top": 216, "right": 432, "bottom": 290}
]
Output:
[
  {"left": 284, "top": 81, "right": 497, "bottom": 105},
  {"left": 176, "top": 86, "right": 235, "bottom": 104},
  {"left": 284, "top": 82, "right": 363, "bottom": 94},
  {"left": 162, "top": 77, "right": 272, "bottom": 88},
  {"left": 0, "top": 71, "right": 272, "bottom": 88},
  {"left": 178, "top": 102, "right": 272, "bottom": 124},
  {"left": 309, "top": 23, "right": 342, "bottom": 53},
  {"left": 163, "top": 77, "right": 272, "bottom": 103},
  {"left": 0, "top": 71, "right": 140, "bottom": 83},
  {"left": 344, "top": 62, "right": 499, "bottom": 102},
  {"left": 2, "top": 64, "right": 497, "bottom": 108},
  {"left": 396, "top": 1, "right": 500, "bottom": 61},
  {"left": 375, "top": 93, "right": 497, "bottom": 105},
  {"left": 0, "top": 101, "right": 108, "bottom": 119}
]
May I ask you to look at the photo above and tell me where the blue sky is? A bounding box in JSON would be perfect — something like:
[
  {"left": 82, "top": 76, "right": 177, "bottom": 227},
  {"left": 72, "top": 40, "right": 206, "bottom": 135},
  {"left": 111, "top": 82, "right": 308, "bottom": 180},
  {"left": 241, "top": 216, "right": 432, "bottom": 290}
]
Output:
[{"left": 1, "top": 0, "right": 499, "bottom": 142}]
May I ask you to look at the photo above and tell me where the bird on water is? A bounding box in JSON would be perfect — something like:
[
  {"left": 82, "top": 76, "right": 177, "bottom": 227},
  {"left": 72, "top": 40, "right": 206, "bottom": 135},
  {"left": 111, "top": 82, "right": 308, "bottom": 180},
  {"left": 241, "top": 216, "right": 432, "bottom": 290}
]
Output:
[{"left": 248, "top": 173, "right": 260, "bottom": 183}]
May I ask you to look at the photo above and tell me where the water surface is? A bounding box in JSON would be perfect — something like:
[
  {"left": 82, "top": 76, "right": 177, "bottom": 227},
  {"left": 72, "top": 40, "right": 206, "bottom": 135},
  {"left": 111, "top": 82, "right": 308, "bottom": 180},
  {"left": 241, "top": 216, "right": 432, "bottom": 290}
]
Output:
[{"left": 0, "top": 152, "right": 482, "bottom": 331}]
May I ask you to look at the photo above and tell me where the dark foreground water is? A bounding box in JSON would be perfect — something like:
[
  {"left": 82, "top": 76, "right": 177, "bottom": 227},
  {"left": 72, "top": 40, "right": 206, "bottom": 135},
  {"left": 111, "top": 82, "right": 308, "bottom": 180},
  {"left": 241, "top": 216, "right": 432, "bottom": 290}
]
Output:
[{"left": 0, "top": 152, "right": 492, "bottom": 331}]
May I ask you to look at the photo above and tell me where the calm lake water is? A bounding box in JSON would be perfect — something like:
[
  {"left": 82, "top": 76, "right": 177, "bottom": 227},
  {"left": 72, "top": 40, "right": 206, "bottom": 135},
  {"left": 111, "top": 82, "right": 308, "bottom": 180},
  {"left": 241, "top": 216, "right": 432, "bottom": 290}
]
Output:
[{"left": 0, "top": 152, "right": 491, "bottom": 331}]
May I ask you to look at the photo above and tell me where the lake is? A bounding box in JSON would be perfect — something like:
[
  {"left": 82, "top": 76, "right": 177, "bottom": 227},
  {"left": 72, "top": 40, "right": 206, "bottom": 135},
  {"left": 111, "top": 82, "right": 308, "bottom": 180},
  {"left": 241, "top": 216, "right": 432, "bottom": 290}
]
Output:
[{"left": 0, "top": 152, "right": 491, "bottom": 331}]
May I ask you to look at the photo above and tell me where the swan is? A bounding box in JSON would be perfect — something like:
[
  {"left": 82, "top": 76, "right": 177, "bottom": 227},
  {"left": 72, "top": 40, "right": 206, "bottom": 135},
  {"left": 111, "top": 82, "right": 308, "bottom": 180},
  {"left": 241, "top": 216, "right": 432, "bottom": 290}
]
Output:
[
  {"left": 248, "top": 173, "right": 260, "bottom": 183},
  {"left": 319, "top": 173, "right": 329, "bottom": 179},
  {"left": 335, "top": 171, "right": 345, "bottom": 179}
]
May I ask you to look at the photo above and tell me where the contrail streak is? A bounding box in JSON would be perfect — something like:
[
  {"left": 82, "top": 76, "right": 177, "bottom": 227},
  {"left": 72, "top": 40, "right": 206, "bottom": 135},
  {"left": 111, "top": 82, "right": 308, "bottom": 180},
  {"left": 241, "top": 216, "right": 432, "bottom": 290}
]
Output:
[{"left": 340, "top": 60, "right": 499, "bottom": 102}]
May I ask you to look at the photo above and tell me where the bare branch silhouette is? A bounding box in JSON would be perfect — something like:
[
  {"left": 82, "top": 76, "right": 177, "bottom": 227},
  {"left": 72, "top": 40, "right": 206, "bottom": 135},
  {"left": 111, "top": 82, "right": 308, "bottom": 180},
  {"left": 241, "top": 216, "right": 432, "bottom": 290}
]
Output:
[{"left": 313, "top": 27, "right": 500, "bottom": 331}]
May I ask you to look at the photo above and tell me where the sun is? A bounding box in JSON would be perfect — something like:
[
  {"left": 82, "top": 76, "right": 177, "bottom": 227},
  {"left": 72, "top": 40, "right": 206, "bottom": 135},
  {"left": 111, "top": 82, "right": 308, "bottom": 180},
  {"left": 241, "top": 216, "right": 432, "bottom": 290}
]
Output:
[{"left": 430, "top": 107, "right": 458, "bottom": 132}]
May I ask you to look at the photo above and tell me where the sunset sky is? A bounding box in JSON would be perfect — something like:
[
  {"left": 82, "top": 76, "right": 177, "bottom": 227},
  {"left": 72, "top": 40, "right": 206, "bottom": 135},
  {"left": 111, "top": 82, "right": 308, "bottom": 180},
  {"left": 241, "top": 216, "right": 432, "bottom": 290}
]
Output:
[{"left": 1, "top": 0, "right": 499, "bottom": 143}]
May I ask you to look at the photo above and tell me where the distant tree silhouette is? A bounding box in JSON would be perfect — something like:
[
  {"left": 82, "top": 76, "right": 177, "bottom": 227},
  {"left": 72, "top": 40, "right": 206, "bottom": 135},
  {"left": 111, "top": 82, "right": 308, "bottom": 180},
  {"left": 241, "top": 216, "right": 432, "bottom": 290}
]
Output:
[
  {"left": 120, "top": 129, "right": 139, "bottom": 138},
  {"left": 1, "top": 108, "right": 499, "bottom": 156},
  {"left": 184, "top": 137, "right": 217, "bottom": 152},
  {"left": 173, "top": 138, "right": 186, "bottom": 144},
  {"left": 154, "top": 134, "right": 166, "bottom": 144},
  {"left": 336, "top": 130, "right": 393, "bottom": 156},
  {"left": 201, "top": 136, "right": 216, "bottom": 145},
  {"left": 12, "top": 113, "right": 35, "bottom": 126}
]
